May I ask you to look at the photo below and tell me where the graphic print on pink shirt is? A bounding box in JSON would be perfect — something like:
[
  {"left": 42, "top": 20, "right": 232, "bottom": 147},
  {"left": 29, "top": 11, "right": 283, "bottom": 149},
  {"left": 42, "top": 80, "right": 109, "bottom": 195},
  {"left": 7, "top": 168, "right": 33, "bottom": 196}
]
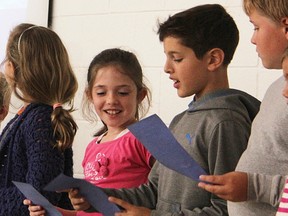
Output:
[
  {"left": 82, "top": 131, "right": 152, "bottom": 189},
  {"left": 84, "top": 152, "right": 109, "bottom": 181}
]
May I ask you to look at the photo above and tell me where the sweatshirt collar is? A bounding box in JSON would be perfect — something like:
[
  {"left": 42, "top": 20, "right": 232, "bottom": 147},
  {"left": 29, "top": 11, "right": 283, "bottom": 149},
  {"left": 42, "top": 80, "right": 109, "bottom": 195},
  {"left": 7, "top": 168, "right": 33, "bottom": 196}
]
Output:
[{"left": 188, "top": 89, "right": 236, "bottom": 111}]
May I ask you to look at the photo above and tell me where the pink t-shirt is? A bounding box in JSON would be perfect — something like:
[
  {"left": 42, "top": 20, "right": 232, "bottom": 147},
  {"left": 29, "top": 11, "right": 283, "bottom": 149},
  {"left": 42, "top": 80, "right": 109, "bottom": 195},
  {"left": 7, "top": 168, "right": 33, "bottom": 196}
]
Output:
[{"left": 77, "top": 130, "right": 153, "bottom": 216}]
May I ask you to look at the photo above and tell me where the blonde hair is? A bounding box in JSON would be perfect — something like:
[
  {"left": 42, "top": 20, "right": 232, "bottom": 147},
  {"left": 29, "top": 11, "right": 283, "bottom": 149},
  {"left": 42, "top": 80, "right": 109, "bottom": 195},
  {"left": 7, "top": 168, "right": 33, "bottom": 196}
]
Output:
[
  {"left": 243, "top": 0, "right": 288, "bottom": 23},
  {"left": 6, "top": 23, "right": 78, "bottom": 151}
]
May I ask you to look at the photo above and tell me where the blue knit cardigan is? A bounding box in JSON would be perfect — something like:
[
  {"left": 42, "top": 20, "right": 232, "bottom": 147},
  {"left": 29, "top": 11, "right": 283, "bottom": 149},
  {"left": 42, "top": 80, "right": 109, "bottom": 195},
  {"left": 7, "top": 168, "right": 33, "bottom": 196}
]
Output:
[{"left": 0, "top": 103, "right": 73, "bottom": 215}]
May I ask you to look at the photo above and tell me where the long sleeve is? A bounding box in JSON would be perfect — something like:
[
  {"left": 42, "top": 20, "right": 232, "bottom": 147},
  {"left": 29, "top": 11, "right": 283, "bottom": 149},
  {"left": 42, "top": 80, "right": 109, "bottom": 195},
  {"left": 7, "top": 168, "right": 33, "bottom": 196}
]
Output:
[
  {"left": 103, "top": 162, "right": 159, "bottom": 208},
  {"left": 99, "top": 121, "right": 249, "bottom": 216},
  {"left": 0, "top": 104, "right": 73, "bottom": 215},
  {"left": 247, "top": 173, "right": 286, "bottom": 206},
  {"left": 228, "top": 77, "right": 288, "bottom": 215},
  {"left": 149, "top": 120, "right": 249, "bottom": 216}
]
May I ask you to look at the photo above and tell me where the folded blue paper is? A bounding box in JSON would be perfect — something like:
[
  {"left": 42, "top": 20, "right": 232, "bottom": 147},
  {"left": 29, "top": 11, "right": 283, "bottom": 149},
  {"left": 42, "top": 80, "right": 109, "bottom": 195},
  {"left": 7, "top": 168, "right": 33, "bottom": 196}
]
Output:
[
  {"left": 128, "top": 114, "right": 207, "bottom": 181},
  {"left": 12, "top": 181, "right": 61, "bottom": 216},
  {"left": 44, "top": 174, "right": 120, "bottom": 216}
]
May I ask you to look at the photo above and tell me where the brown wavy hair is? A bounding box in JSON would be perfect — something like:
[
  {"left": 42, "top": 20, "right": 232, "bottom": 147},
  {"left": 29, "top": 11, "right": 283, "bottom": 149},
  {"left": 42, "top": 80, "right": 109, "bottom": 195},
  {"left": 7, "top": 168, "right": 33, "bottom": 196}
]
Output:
[
  {"left": 5, "top": 23, "right": 78, "bottom": 151},
  {"left": 82, "top": 48, "right": 151, "bottom": 136}
]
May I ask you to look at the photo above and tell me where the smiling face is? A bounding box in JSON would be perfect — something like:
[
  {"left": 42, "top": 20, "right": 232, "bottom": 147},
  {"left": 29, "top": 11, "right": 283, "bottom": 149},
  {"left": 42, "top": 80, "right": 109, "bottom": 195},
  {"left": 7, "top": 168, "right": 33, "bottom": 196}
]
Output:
[
  {"left": 249, "top": 10, "right": 288, "bottom": 69},
  {"left": 90, "top": 65, "right": 140, "bottom": 133},
  {"left": 163, "top": 36, "right": 210, "bottom": 98}
]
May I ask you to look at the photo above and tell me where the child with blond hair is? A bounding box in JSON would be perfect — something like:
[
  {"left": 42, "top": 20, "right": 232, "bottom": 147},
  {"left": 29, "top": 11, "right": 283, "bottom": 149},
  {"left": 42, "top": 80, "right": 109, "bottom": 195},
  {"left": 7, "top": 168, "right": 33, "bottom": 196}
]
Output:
[{"left": 199, "top": 0, "right": 288, "bottom": 215}]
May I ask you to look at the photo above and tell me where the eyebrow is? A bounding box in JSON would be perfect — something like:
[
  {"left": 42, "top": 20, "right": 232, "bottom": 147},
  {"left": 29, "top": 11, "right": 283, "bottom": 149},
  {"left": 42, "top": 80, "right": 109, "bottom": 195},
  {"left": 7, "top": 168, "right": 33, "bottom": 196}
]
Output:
[
  {"left": 166, "top": 51, "right": 181, "bottom": 55},
  {"left": 93, "top": 84, "right": 131, "bottom": 88}
]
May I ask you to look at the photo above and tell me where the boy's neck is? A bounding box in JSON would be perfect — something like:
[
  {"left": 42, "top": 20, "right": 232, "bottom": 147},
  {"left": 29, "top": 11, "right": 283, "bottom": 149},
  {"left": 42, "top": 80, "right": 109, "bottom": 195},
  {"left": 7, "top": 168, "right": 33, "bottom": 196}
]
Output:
[{"left": 195, "top": 68, "right": 229, "bottom": 99}]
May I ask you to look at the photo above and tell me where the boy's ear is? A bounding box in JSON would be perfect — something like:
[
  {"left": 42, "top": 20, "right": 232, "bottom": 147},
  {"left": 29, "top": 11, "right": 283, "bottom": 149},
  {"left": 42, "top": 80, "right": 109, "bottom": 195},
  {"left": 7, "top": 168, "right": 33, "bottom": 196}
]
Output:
[
  {"left": 281, "top": 17, "right": 288, "bottom": 36},
  {"left": 207, "top": 48, "right": 224, "bottom": 71}
]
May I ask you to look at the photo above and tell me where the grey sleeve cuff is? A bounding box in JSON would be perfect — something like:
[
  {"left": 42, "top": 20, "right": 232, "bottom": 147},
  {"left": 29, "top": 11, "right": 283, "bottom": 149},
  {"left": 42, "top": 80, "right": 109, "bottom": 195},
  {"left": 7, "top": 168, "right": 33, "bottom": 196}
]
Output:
[{"left": 247, "top": 172, "right": 286, "bottom": 207}]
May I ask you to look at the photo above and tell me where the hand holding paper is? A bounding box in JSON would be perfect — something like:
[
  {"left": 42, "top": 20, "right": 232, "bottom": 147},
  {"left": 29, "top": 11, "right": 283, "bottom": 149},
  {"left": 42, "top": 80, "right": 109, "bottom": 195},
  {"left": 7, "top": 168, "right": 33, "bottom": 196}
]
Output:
[
  {"left": 44, "top": 174, "right": 120, "bottom": 216},
  {"left": 12, "top": 181, "right": 61, "bottom": 216},
  {"left": 127, "top": 114, "right": 207, "bottom": 181}
]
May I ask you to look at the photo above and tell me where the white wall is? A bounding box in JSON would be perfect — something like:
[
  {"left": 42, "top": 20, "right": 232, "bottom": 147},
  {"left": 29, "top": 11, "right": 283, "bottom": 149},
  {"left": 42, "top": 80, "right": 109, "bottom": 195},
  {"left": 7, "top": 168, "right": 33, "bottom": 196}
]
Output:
[
  {"left": 0, "top": 0, "right": 50, "bottom": 128},
  {"left": 0, "top": 0, "right": 49, "bottom": 60},
  {"left": 0, "top": 0, "right": 50, "bottom": 134},
  {"left": 3, "top": 0, "right": 283, "bottom": 178}
]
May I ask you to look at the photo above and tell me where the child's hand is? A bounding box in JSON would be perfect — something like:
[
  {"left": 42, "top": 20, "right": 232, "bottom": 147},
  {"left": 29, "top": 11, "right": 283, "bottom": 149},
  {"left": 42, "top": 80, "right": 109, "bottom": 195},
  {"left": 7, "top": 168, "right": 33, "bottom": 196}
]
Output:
[
  {"left": 198, "top": 171, "right": 248, "bottom": 202},
  {"left": 68, "top": 188, "right": 91, "bottom": 211},
  {"left": 109, "top": 196, "right": 151, "bottom": 216},
  {"left": 23, "top": 199, "right": 46, "bottom": 216}
]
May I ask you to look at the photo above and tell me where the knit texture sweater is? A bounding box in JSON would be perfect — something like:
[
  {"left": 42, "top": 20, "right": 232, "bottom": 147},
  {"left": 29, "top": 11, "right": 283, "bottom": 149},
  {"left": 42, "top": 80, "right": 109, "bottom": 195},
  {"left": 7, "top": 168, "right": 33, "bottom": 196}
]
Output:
[{"left": 0, "top": 103, "right": 73, "bottom": 216}]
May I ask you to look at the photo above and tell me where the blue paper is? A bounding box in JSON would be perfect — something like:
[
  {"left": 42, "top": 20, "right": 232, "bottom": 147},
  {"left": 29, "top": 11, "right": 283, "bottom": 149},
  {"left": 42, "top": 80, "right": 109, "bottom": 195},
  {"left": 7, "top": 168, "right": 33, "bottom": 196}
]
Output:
[
  {"left": 44, "top": 174, "right": 120, "bottom": 216},
  {"left": 12, "top": 181, "right": 61, "bottom": 216},
  {"left": 128, "top": 114, "right": 207, "bottom": 181}
]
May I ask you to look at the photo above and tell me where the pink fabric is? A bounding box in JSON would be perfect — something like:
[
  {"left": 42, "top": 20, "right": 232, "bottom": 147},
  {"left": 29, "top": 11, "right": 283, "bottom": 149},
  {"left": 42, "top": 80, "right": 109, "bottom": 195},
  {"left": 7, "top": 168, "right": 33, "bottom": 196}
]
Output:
[
  {"left": 277, "top": 178, "right": 288, "bottom": 215},
  {"left": 77, "top": 211, "right": 102, "bottom": 216},
  {"left": 77, "top": 131, "right": 153, "bottom": 216}
]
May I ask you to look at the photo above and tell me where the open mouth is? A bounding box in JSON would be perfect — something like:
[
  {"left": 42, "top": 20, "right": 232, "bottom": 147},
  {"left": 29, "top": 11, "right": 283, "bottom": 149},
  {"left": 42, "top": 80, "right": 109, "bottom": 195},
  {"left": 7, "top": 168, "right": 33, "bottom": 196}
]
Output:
[
  {"left": 105, "top": 110, "right": 121, "bottom": 115},
  {"left": 173, "top": 79, "right": 180, "bottom": 88}
]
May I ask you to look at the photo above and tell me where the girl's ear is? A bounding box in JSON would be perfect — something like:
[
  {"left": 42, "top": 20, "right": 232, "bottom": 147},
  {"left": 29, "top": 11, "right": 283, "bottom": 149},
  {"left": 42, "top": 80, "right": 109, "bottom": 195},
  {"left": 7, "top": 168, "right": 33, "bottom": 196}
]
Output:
[
  {"left": 85, "top": 88, "right": 93, "bottom": 102},
  {"left": 207, "top": 48, "right": 224, "bottom": 71},
  {"left": 137, "top": 89, "right": 147, "bottom": 103}
]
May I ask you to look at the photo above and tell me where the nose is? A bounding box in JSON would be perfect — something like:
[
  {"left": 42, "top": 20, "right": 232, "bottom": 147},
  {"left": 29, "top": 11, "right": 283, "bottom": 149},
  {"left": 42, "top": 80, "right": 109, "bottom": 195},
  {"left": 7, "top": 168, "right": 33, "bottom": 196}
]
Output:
[
  {"left": 164, "top": 60, "right": 172, "bottom": 74},
  {"left": 250, "top": 32, "right": 256, "bottom": 45},
  {"left": 106, "top": 92, "right": 118, "bottom": 104}
]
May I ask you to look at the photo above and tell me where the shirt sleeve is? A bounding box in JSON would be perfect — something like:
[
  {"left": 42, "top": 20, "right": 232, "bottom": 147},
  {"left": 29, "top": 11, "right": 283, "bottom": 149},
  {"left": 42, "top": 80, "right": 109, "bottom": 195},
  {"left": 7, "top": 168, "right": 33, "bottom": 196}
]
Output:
[
  {"left": 131, "top": 135, "right": 154, "bottom": 169},
  {"left": 0, "top": 108, "right": 71, "bottom": 215},
  {"left": 103, "top": 161, "right": 159, "bottom": 208},
  {"left": 247, "top": 173, "right": 286, "bottom": 206},
  {"left": 25, "top": 111, "right": 67, "bottom": 204}
]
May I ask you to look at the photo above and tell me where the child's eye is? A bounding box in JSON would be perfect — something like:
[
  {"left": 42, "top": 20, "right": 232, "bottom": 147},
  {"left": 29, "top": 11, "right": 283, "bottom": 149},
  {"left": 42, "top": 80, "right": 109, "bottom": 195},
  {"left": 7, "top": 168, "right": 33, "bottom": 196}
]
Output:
[
  {"left": 174, "top": 58, "right": 183, "bottom": 63},
  {"left": 96, "top": 91, "right": 105, "bottom": 96},
  {"left": 118, "top": 91, "right": 129, "bottom": 96},
  {"left": 253, "top": 27, "right": 259, "bottom": 31}
]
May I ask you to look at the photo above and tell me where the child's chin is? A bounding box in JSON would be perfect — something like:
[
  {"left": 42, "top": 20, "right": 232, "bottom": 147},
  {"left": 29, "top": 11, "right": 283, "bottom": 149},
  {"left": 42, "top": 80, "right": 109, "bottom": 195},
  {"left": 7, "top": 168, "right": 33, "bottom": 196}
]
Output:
[{"left": 177, "top": 92, "right": 190, "bottom": 98}]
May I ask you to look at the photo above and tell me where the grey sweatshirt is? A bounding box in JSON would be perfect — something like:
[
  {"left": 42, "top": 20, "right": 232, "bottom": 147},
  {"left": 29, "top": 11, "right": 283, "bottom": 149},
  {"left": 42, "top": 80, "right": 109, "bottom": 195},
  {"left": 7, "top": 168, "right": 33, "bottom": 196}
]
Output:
[
  {"left": 100, "top": 89, "right": 260, "bottom": 216},
  {"left": 228, "top": 77, "right": 288, "bottom": 215}
]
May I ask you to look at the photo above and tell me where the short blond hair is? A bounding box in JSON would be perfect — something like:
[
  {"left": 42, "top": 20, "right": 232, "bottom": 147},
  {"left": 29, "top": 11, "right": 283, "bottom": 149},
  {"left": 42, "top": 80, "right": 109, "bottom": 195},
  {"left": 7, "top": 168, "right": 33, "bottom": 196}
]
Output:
[{"left": 243, "top": 0, "right": 288, "bottom": 23}]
